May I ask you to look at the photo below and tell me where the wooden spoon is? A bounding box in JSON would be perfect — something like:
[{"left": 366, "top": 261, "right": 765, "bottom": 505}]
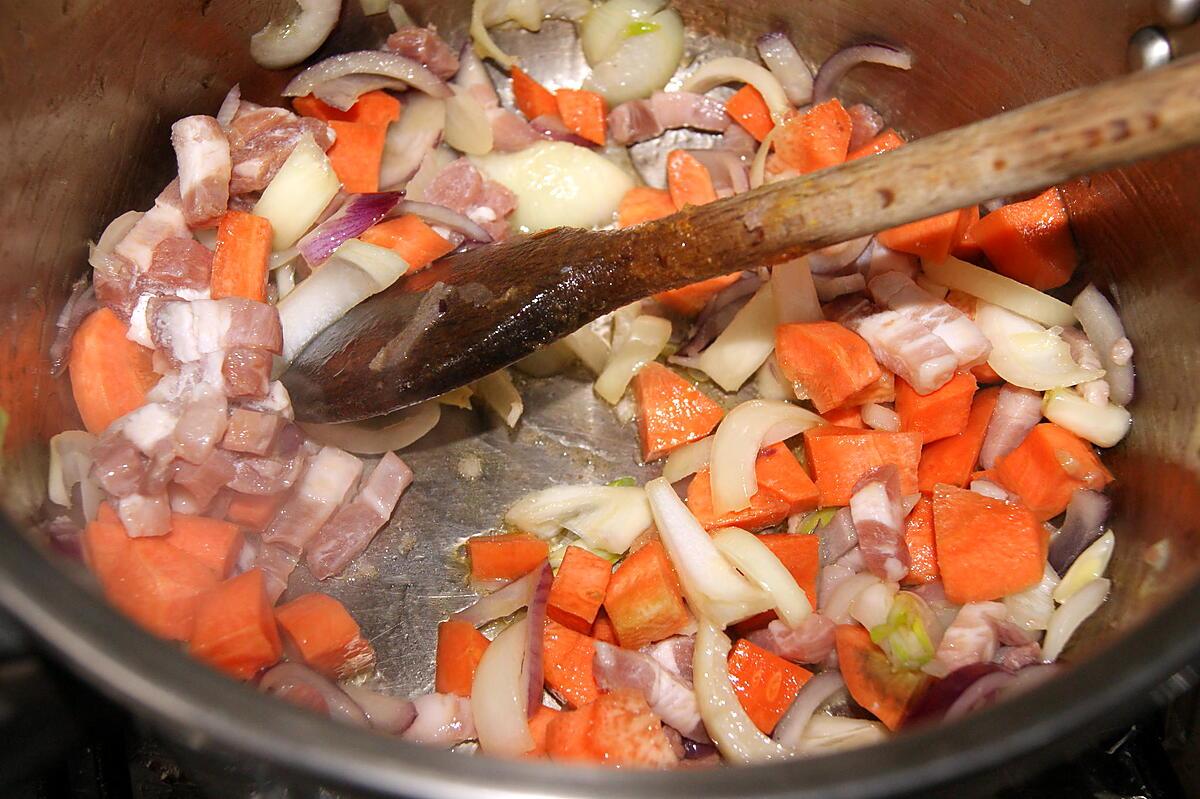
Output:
[{"left": 285, "top": 55, "right": 1200, "bottom": 423}]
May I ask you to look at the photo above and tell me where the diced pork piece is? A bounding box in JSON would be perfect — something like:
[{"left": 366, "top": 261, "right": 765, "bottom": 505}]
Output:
[
  {"left": 254, "top": 541, "right": 300, "bottom": 603},
  {"left": 386, "top": 27, "right": 460, "bottom": 80},
  {"left": 849, "top": 465, "right": 909, "bottom": 583},
  {"left": 116, "top": 491, "right": 172, "bottom": 537},
  {"left": 931, "top": 602, "right": 1007, "bottom": 675},
  {"left": 593, "top": 640, "right": 708, "bottom": 742},
  {"left": 223, "top": 349, "right": 274, "bottom": 399},
  {"left": 91, "top": 431, "right": 149, "bottom": 498},
  {"left": 173, "top": 386, "right": 229, "bottom": 464},
  {"left": 424, "top": 158, "right": 516, "bottom": 242},
  {"left": 172, "top": 448, "right": 237, "bottom": 507},
  {"left": 402, "top": 693, "right": 477, "bottom": 747},
  {"left": 868, "top": 272, "right": 991, "bottom": 369},
  {"left": 261, "top": 447, "right": 363, "bottom": 554},
  {"left": 114, "top": 181, "right": 191, "bottom": 273},
  {"left": 846, "top": 309, "right": 959, "bottom": 395},
  {"left": 171, "top": 115, "right": 232, "bottom": 227},
  {"left": 144, "top": 237, "right": 213, "bottom": 294},
  {"left": 148, "top": 297, "right": 282, "bottom": 365},
  {"left": 608, "top": 92, "right": 729, "bottom": 146},
  {"left": 745, "top": 614, "right": 837, "bottom": 665},
  {"left": 223, "top": 408, "right": 285, "bottom": 456},
  {"left": 226, "top": 106, "right": 335, "bottom": 195}
]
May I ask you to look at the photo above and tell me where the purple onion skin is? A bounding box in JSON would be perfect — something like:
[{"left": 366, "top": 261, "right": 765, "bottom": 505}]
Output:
[
  {"left": 904, "top": 663, "right": 1002, "bottom": 728},
  {"left": 1048, "top": 490, "right": 1110, "bottom": 574},
  {"left": 524, "top": 561, "right": 553, "bottom": 717},
  {"left": 812, "top": 43, "right": 913, "bottom": 104},
  {"left": 298, "top": 192, "right": 402, "bottom": 266}
]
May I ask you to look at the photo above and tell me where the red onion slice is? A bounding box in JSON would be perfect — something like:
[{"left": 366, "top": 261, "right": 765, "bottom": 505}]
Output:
[
  {"left": 342, "top": 685, "right": 418, "bottom": 735},
  {"left": 942, "top": 669, "right": 1016, "bottom": 722},
  {"left": 49, "top": 276, "right": 97, "bottom": 376},
  {"left": 251, "top": 0, "right": 341, "bottom": 70},
  {"left": 283, "top": 51, "right": 452, "bottom": 105},
  {"left": 684, "top": 149, "right": 750, "bottom": 198},
  {"left": 450, "top": 565, "right": 543, "bottom": 626},
  {"left": 523, "top": 561, "right": 553, "bottom": 717},
  {"left": 394, "top": 200, "right": 493, "bottom": 243},
  {"left": 258, "top": 663, "right": 369, "bottom": 727},
  {"left": 772, "top": 670, "right": 845, "bottom": 747},
  {"left": 813, "top": 43, "right": 913, "bottom": 104},
  {"left": 905, "top": 662, "right": 1000, "bottom": 726},
  {"left": 1072, "top": 284, "right": 1135, "bottom": 406},
  {"left": 296, "top": 192, "right": 402, "bottom": 266},
  {"left": 528, "top": 114, "right": 595, "bottom": 148},
  {"left": 1048, "top": 489, "right": 1111, "bottom": 574},
  {"left": 756, "top": 32, "right": 814, "bottom": 106},
  {"left": 807, "top": 235, "right": 873, "bottom": 275}
]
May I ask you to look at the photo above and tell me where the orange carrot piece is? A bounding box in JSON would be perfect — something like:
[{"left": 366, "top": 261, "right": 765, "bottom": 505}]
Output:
[
  {"left": 994, "top": 423, "right": 1114, "bottom": 520},
  {"left": 654, "top": 274, "right": 742, "bottom": 317},
  {"left": 547, "top": 546, "right": 613, "bottom": 633},
  {"left": 846, "top": 128, "right": 906, "bottom": 161},
  {"left": 687, "top": 445, "right": 820, "bottom": 532},
  {"left": 294, "top": 91, "right": 401, "bottom": 125},
  {"left": 543, "top": 619, "right": 601, "bottom": 708},
  {"left": 877, "top": 208, "right": 966, "bottom": 264},
  {"left": 274, "top": 593, "right": 376, "bottom": 679},
  {"left": 901, "top": 496, "right": 938, "bottom": 585},
  {"left": 835, "top": 624, "right": 930, "bottom": 730},
  {"left": 163, "top": 514, "right": 244, "bottom": 578},
  {"left": 511, "top": 66, "right": 559, "bottom": 121},
  {"left": 210, "top": 210, "right": 273, "bottom": 303},
  {"left": 545, "top": 689, "right": 677, "bottom": 767},
  {"left": 555, "top": 88, "right": 606, "bottom": 146},
  {"left": 68, "top": 309, "right": 157, "bottom": 434},
  {"left": 917, "top": 387, "right": 1000, "bottom": 493},
  {"left": 732, "top": 533, "right": 821, "bottom": 633},
  {"left": 327, "top": 120, "right": 388, "bottom": 193},
  {"left": 435, "top": 620, "right": 490, "bottom": 696},
  {"left": 727, "top": 639, "right": 813, "bottom": 734},
  {"left": 843, "top": 370, "right": 897, "bottom": 407},
  {"left": 632, "top": 362, "right": 725, "bottom": 462},
  {"left": 526, "top": 705, "right": 561, "bottom": 757},
  {"left": 895, "top": 372, "right": 978, "bottom": 444},
  {"left": 666, "top": 149, "right": 718, "bottom": 210},
  {"left": 933, "top": 483, "right": 1048, "bottom": 603},
  {"left": 603, "top": 541, "right": 690, "bottom": 650},
  {"left": 822, "top": 406, "right": 866, "bottom": 428},
  {"left": 775, "top": 322, "right": 884, "bottom": 413},
  {"left": 968, "top": 187, "right": 1077, "bottom": 290},
  {"left": 774, "top": 99, "right": 853, "bottom": 174},
  {"left": 105, "top": 538, "right": 220, "bottom": 641},
  {"left": 359, "top": 214, "right": 454, "bottom": 272},
  {"left": 725, "top": 85, "right": 774, "bottom": 142},
  {"left": 225, "top": 492, "right": 285, "bottom": 531},
  {"left": 803, "top": 427, "right": 922, "bottom": 505},
  {"left": 188, "top": 569, "right": 282, "bottom": 679},
  {"left": 617, "top": 186, "right": 676, "bottom": 228},
  {"left": 590, "top": 610, "right": 619, "bottom": 645},
  {"left": 951, "top": 204, "right": 983, "bottom": 260},
  {"left": 82, "top": 517, "right": 130, "bottom": 585},
  {"left": 466, "top": 532, "right": 549, "bottom": 581}
]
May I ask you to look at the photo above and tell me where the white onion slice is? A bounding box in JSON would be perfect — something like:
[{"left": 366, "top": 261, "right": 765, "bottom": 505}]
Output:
[
  {"left": 380, "top": 95, "right": 446, "bottom": 190},
  {"left": 712, "top": 527, "right": 812, "bottom": 627},
  {"left": 693, "top": 618, "right": 792, "bottom": 763},
  {"left": 470, "top": 0, "right": 516, "bottom": 68},
  {"left": 360, "top": 0, "right": 389, "bottom": 13},
  {"left": 682, "top": 57, "right": 791, "bottom": 123},
  {"left": 1041, "top": 577, "right": 1109, "bottom": 662},
  {"left": 749, "top": 126, "right": 780, "bottom": 189},
  {"left": 251, "top": 0, "right": 341, "bottom": 70},
  {"left": 821, "top": 573, "right": 882, "bottom": 624},
  {"left": 772, "top": 258, "right": 822, "bottom": 324},
  {"left": 505, "top": 484, "right": 652, "bottom": 554},
  {"left": 754, "top": 356, "right": 799, "bottom": 402},
  {"left": 471, "top": 617, "right": 534, "bottom": 756},
  {"left": 594, "top": 315, "right": 671, "bottom": 404},
  {"left": 515, "top": 340, "right": 576, "bottom": 377},
  {"left": 709, "top": 399, "right": 823, "bottom": 515},
  {"left": 48, "top": 431, "right": 97, "bottom": 509},
  {"left": 584, "top": 8, "right": 685, "bottom": 105},
  {"left": 921, "top": 256, "right": 1075, "bottom": 328},
  {"left": 1072, "top": 284, "right": 1135, "bottom": 407},
  {"left": 1003, "top": 563, "right": 1060, "bottom": 632},
  {"left": 1054, "top": 530, "right": 1115, "bottom": 604},
  {"left": 772, "top": 671, "right": 845, "bottom": 747},
  {"left": 95, "top": 211, "right": 144, "bottom": 255},
  {"left": 298, "top": 401, "right": 441, "bottom": 454},
  {"left": 1042, "top": 388, "right": 1131, "bottom": 447},
  {"left": 253, "top": 134, "right": 341, "bottom": 250},
  {"left": 756, "top": 32, "right": 814, "bottom": 107},
  {"left": 849, "top": 580, "right": 898, "bottom": 630},
  {"left": 975, "top": 303, "right": 1104, "bottom": 391},
  {"left": 444, "top": 88, "right": 495, "bottom": 155},
  {"left": 277, "top": 260, "right": 380, "bottom": 363},
  {"left": 563, "top": 324, "right": 612, "bottom": 374},
  {"left": 451, "top": 567, "right": 542, "bottom": 626},
  {"left": 333, "top": 239, "right": 410, "bottom": 288},
  {"left": 472, "top": 368, "right": 523, "bottom": 428},
  {"left": 794, "top": 715, "right": 887, "bottom": 754},
  {"left": 580, "top": 0, "right": 666, "bottom": 64},
  {"left": 283, "top": 51, "right": 451, "bottom": 101},
  {"left": 861, "top": 402, "right": 900, "bottom": 432},
  {"left": 662, "top": 437, "right": 714, "bottom": 483},
  {"left": 386, "top": 1, "right": 413, "bottom": 27},
  {"left": 696, "top": 283, "right": 779, "bottom": 393}
]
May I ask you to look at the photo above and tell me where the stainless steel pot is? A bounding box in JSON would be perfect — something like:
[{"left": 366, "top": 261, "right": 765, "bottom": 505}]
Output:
[{"left": 2, "top": 0, "right": 1200, "bottom": 795}]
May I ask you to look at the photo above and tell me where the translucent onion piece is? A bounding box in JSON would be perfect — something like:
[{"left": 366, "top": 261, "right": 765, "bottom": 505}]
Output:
[
  {"left": 251, "top": 0, "right": 341, "bottom": 70},
  {"left": 48, "top": 431, "right": 97, "bottom": 509},
  {"left": 473, "top": 368, "right": 523, "bottom": 428},
  {"left": 1041, "top": 577, "right": 1109, "bottom": 662},
  {"left": 921, "top": 256, "right": 1075, "bottom": 327},
  {"left": 584, "top": 8, "right": 685, "bottom": 105},
  {"left": 772, "top": 258, "right": 822, "bottom": 324},
  {"left": 1003, "top": 563, "right": 1060, "bottom": 632},
  {"left": 387, "top": 1, "right": 414, "bottom": 28},
  {"left": 563, "top": 324, "right": 612, "bottom": 374},
  {"left": 662, "top": 436, "right": 713, "bottom": 483},
  {"left": 1042, "top": 388, "right": 1131, "bottom": 447},
  {"left": 397, "top": 200, "right": 492, "bottom": 243},
  {"left": 812, "top": 43, "right": 913, "bottom": 104},
  {"left": 861, "top": 402, "right": 900, "bottom": 432},
  {"left": 1054, "top": 530, "right": 1115, "bottom": 604},
  {"left": 754, "top": 356, "right": 798, "bottom": 402},
  {"left": 471, "top": 0, "right": 516, "bottom": 68},
  {"left": 682, "top": 57, "right": 791, "bottom": 123},
  {"left": 471, "top": 617, "right": 534, "bottom": 756},
  {"left": 849, "top": 580, "right": 898, "bottom": 631},
  {"left": 298, "top": 401, "right": 440, "bottom": 454},
  {"left": 451, "top": 566, "right": 543, "bottom": 626},
  {"left": 95, "top": 211, "right": 144, "bottom": 254},
  {"left": 710, "top": 399, "right": 824, "bottom": 515},
  {"left": 975, "top": 303, "right": 1104, "bottom": 391},
  {"left": 360, "top": 0, "right": 389, "bottom": 13},
  {"left": 438, "top": 386, "right": 475, "bottom": 409},
  {"left": 332, "top": 239, "right": 409, "bottom": 290},
  {"left": 712, "top": 527, "right": 812, "bottom": 627},
  {"left": 505, "top": 484, "right": 653, "bottom": 554},
  {"left": 515, "top": 340, "right": 576, "bottom": 377},
  {"left": 1072, "top": 284, "right": 1135, "bottom": 406},
  {"left": 821, "top": 573, "right": 882, "bottom": 623},
  {"left": 594, "top": 315, "right": 671, "bottom": 404},
  {"left": 277, "top": 259, "right": 381, "bottom": 363},
  {"left": 794, "top": 715, "right": 887, "bottom": 754},
  {"left": 298, "top": 192, "right": 402, "bottom": 267},
  {"left": 253, "top": 134, "right": 341, "bottom": 250},
  {"left": 275, "top": 262, "right": 295, "bottom": 301},
  {"left": 580, "top": 0, "right": 667, "bottom": 65},
  {"left": 694, "top": 618, "right": 792, "bottom": 763},
  {"left": 259, "top": 663, "right": 369, "bottom": 727},
  {"left": 380, "top": 95, "right": 447, "bottom": 190},
  {"left": 444, "top": 88, "right": 495, "bottom": 155},
  {"left": 749, "top": 127, "right": 779, "bottom": 189},
  {"left": 696, "top": 283, "right": 779, "bottom": 393},
  {"left": 283, "top": 51, "right": 451, "bottom": 101},
  {"left": 772, "top": 671, "right": 845, "bottom": 747},
  {"left": 756, "top": 32, "right": 814, "bottom": 106}
]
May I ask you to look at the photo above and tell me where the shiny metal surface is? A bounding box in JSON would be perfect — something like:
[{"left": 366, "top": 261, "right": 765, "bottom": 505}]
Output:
[{"left": 1, "top": 0, "right": 1200, "bottom": 796}]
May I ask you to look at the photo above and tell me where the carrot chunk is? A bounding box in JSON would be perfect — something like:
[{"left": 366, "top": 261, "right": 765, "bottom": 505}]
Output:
[
  {"left": 846, "top": 128, "right": 905, "bottom": 161},
  {"left": 632, "top": 363, "right": 725, "bottom": 462},
  {"left": 895, "top": 372, "right": 977, "bottom": 444},
  {"left": 775, "top": 322, "right": 883, "bottom": 413},
  {"left": 274, "top": 593, "right": 376, "bottom": 679},
  {"left": 666, "top": 149, "right": 718, "bottom": 210},
  {"left": 188, "top": 569, "right": 282, "bottom": 679},
  {"left": 293, "top": 90, "right": 401, "bottom": 126},
  {"left": 82, "top": 517, "right": 130, "bottom": 585},
  {"left": 687, "top": 444, "right": 820, "bottom": 532},
  {"left": 547, "top": 546, "right": 613, "bottom": 633},
  {"left": 603, "top": 541, "right": 690, "bottom": 650},
  {"left": 994, "top": 423, "right": 1113, "bottom": 520},
  {"left": 951, "top": 205, "right": 983, "bottom": 260},
  {"left": 774, "top": 99, "right": 853, "bottom": 173},
  {"left": 822, "top": 406, "right": 865, "bottom": 428},
  {"left": 225, "top": 492, "right": 285, "bottom": 531},
  {"left": 545, "top": 689, "right": 677, "bottom": 767},
  {"left": 727, "top": 638, "right": 813, "bottom": 734},
  {"left": 466, "top": 532, "right": 549, "bottom": 581},
  {"left": 803, "top": 427, "right": 922, "bottom": 505},
  {"left": 210, "top": 210, "right": 273, "bottom": 302},
  {"left": 327, "top": 120, "right": 388, "bottom": 193},
  {"left": 359, "top": 214, "right": 455, "bottom": 272},
  {"left": 901, "top": 496, "right": 938, "bottom": 585},
  {"left": 590, "top": 609, "right": 619, "bottom": 645},
  {"left": 435, "top": 620, "right": 490, "bottom": 697},
  {"left": 526, "top": 705, "right": 561, "bottom": 758},
  {"left": 542, "top": 619, "right": 601, "bottom": 708},
  {"left": 105, "top": 538, "right": 220, "bottom": 641},
  {"left": 877, "top": 207, "right": 973, "bottom": 264},
  {"left": 164, "top": 514, "right": 243, "bottom": 578},
  {"left": 843, "top": 370, "right": 897, "bottom": 407},
  {"left": 916, "top": 387, "right": 1000, "bottom": 492},
  {"left": 68, "top": 309, "right": 157, "bottom": 433},
  {"left": 511, "top": 66, "right": 559, "bottom": 121},
  {"left": 968, "top": 187, "right": 1078, "bottom": 290},
  {"left": 555, "top": 89, "right": 606, "bottom": 146},
  {"left": 654, "top": 274, "right": 742, "bottom": 317},
  {"left": 835, "top": 624, "right": 930, "bottom": 730},
  {"left": 725, "top": 85, "right": 774, "bottom": 142},
  {"left": 617, "top": 186, "right": 677, "bottom": 228}
]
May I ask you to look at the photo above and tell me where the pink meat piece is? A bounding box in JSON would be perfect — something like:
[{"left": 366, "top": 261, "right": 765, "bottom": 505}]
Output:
[
  {"left": 222, "top": 348, "right": 274, "bottom": 399},
  {"left": 718, "top": 122, "right": 757, "bottom": 159},
  {"left": 223, "top": 298, "right": 284, "bottom": 353},
  {"left": 846, "top": 103, "right": 885, "bottom": 152},
  {"left": 144, "top": 237, "right": 213, "bottom": 294},
  {"left": 490, "top": 109, "right": 542, "bottom": 152},
  {"left": 849, "top": 465, "right": 909, "bottom": 582},
  {"left": 863, "top": 241, "right": 920, "bottom": 281},
  {"left": 227, "top": 449, "right": 306, "bottom": 496},
  {"left": 148, "top": 297, "right": 282, "bottom": 365},
  {"left": 305, "top": 452, "right": 412, "bottom": 580},
  {"left": 115, "top": 491, "right": 172, "bottom": 537},
  {"left": 979, "top": 384, "right": 1043, "bottom": 469},
  {"left": 222, "top": 408, "right": 285, "bottom": 456},
  {"left": 386, "top": 27, "right": 460, "bottom": 81},
  {"left": 846, "top": 309, "right": 959, "bottom": 394},
  {"left": 593, "top": 639, "right": 708, "bottom": 742},
  {"left": 91, "top": 432, "right": 149, "bottom": 498},
  {"left": 261, "top": 446, "right": 363, "bottom": 554},
  {"left": 649, "top": 91, "right": 730, "bottom": 133},
  {"left": 255, "top": 541, "right": 300, "bottom": 603},
  {"left": 451, "top": 45, "right": 539, "bottom": 155},
  {"left": 608, "top": 100, "right": 663, "bottom": 146},
  {"left": 171, "top": 448, "right": 237, "bottom": 507},
  {"left": 424, "top": 158, "right": 516, "bottom": 242},
  {"left": 173, "top": 387, "right": 229, "bottom": 464},
  {"left": 114, "top": 182, "right": 191, "bottom": 273},
  {"left": 226, "top": 105, "right": 335, "bottom": 195},
  {"left": 91, "top": 251, "right": 141, "bottom": 320},
  {"left": 171, "top": 115, "right": 232, "bottom": 227},
  {"left": 402, "top": 694, "right": 477, "bottom": 747},
  {"left": 642, "top": 635, "right": 694, "bottom": 684},
  {"left": 932, "top": 601, "right": 1007, "bottom": 675},
  {"left": 745, "top": 614, "right": 837, "bottom": 665},
  {"left": 994, "top": 641, "right": 1042, "bottom": 671},
  {"left": 868, "top": 271, "right": 991, "bottom": 370}
]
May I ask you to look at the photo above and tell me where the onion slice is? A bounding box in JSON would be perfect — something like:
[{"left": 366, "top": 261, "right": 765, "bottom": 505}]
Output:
[
  {"left": 473, "top": 368, "right": 523, "bottom": 427},
  {"left": 251, "top": 0, "right": 341, "bottom": 70},
  {"left": 1054, "top": 530, "right": 1114, "bottom": 603},
  {"left": 297, "top": 192, "right": 402, "bottom": 266},
  {"left": 921, "top": 256, "right": 1075, "bottom": 327},
  {"left": 1042, "top": 388, "right": 1131, "bottom": 447},
  {"left": 471, "top": 617, "right": 534, "bottom": 756},
  {"left": 1049, "top": 489, "right": 1111, "bottom": 574},
  {"left": 283, "top": 51, "right": 452, "bottom": 102},
  {"left": 380, "top": 94, "right": 446, "bottom": 190},
  {"left": 505, "top": 484, "right": 652, "bottom": 554},
  {"left": 812, "top": 43, "right": 913, "bottom": 104},
  {"left": 47, "top": 431, "right": 98, "bottom": 511},
  {"left": 471, "top": 0, "right": 516, "bottom": 68},
  {"left": 1041, "top": 577, "right": 1109, "bottom": 662},
  {"left": 594, "top": 315, "right": 671, "bottom": 404},
  {"left": 523, "top": 563, "right": 553, "bottom": 716},
  {"left": 451, "top": 566, "right": 543, "bottom": 626},
  {"left": 975, "top": 302, "right": 1103, "bottom": 391},
  {"left": 396, "top": 200, "right": 493, "bottom": 243},
  {"left": 696, "top": 283, "right": 779, "bottom": 393},
  {"left": 756, "top": 33, "right": 814, "bottom": 106},
  {"left": 712, "top": 527, "right": 812, "bottom": 627},
  {"left": 564, "top": 324, "right": 611, "bottom": 374},
  {"left": 258, "top": 663, "right": 369, "bottom": 727},
  {"left": 584, "top": 6, "right": 686, "bottom": 105},
  {"left": 683, "top": 57, "right": 791, "bottom": 123},
  {"left": 749, "top": 126, "right": 779, "bottom": 189},
  {"left": 772, "top": 671, "right": 845, "bottom": 747},
  {"left": 1003, "top": 563, "right": 1060, "bottom": 632},
  {"left": 298, "top": 401, "right": 441, "bottom": 454},
  {"left": 772, "top": 258, "right": 822, "bottom": 324},
  {"left": 1072, "top": 284, "right": 1135, "bottom": 406},
  {"left": 254, "top": 134, "right": 341, "bottom": 250}
]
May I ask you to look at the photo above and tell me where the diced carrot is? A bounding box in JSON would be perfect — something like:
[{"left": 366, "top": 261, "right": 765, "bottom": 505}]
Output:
[
  {"left": 293, "top": 91, "right": 402, "bottom": 126},
  {"left": 555, "top": 88, "right": 606, "bottom": 146},
  {"left": 105, "top": 538, "right": 220, "bottom": 640},
  {"left": 435, "top": 620, "right": 489, "bottom": 696},
  {"left": 732, "top": 533, "right": 820, "bottom": 633},
  {"left": 210, "top": 210, "right": 273, "bottom": 303},
  {"left": 951, "top": 205, "right": 983, "bottom": 260},
  {"left": 968, "top": 187, "right": 1078, "bottom": 290},
  {"left": 835, "top": 624, "right": 930, "bottom": 730},
  {"left": 917, "top": 387, "right": 1000, "bottom": 493},
  {"left": 188, "top": 569, "right": 282, "bottom": 679},
  {"left": 327, "top": 120, "right": 388, "bottom": 193},
  {"left": 803, "top": 427, "right": 923, "bottom": 505},
  {"left": 846, "top": 128, "right": 906, "bottom": 161},
  {"left": 971, "top": 361, "right": 1004, "bottom": 385},
  {"left": 511, "top": 66, "right": 559, "bottom": 121},
  {"left": 526, "top": 705, "right": 561, "bottom": 758},
  {"left": 591, "top": 609, "right": 619, "bottom": 645},
  {"left": 654, "top": 274, "right": 742, "bottom": 317},
  {"left": 775, "top": 322, "right": 883, "bottom": 413},
  {"left": 466, "top": 532, "right": 549, "bottom": 581},
  {"left": 545, "top": 689, "right": 677, "bottom": 767},
  {"left": 274, "top": 593, "right": 376, "bottom": 679},
  {"left": 901, "top": 496, "right": 938, "bottom": 585},
  {"left": 725, "top": 85, "right": 774, "bottom": 142},
  {"left": 547, "top": 546, "right": 613, "bottom": 633},
  {"left": 359, "top": 214, "right": 455, "bottom": 272},
  {"left": 688, "top": 444, "right": 820, "bottom": 532},
  {"left": 895, "top": 372, "right": 977, "bottom": 444},
  {"left": 727, "top": 638, "right": 812, "bottom": 734},
  {"left": 666, "top": 149, "right": 717, "bottom": 210},
  {"left": 68, "top": 309, "right": 157, "bottom": 434},
  {"left": 542, "top": 619, "right": 601, "bottom": 708},
  {"left": 933, "top": 483, "right": 1048, "bottom": 603},
  {"left": 843, "top": 370, "right": 896, "bottom": 406},
  {"left": 774, "top": 99, "right": 853, "bottom": 174},
  {"left": 971, "top": 468, "right": 1001, "bottom": 484},
  {"left": 617, "top": 186, "right": 676, "bottom": 228},
  {"left": 163, "top": 514, "right": 243, "bottom": 577},
  {"left": 82, "top": 517, "right": 130, "bottom": 584},
  {"left": 877, "top": 208, "right": 968, "bottom": 264},
  {"left": 822, "top": 406, "right": 865, "bottom": 428},
  {"left": 603, "top": 541, "right": 690, "bottom": 650},
  {"left": 632, "top": 363, "right": 725, "bottom": 462},
  {"left": 994, "top": 423, "right": 1113, "bottom": 521},
  {"left": 225, "top": 492, "right": 285, "bottom": 531}
]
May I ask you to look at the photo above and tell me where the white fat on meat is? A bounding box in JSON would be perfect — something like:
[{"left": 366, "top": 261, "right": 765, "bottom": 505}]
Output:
[
  {"left": 979, "top": 384, "right": 1042, "bottom": 469},
  {"left": 849, "top": 465, "right": 909, "bottom": 583},
  {"left": 113, "top": 182, "right": 190, "bottom": 273},
  {"left": 126, "top": 286, "right": 211, "bottom": 348},
  {"left": 928, "top": 601, "right": 1007, "bottom": 676},
  {"left": 261, "top": 446, "right": 363, "bottom": 554},
  {"left": 241, "top": 381, "right": 294, "bottom": 419},
  {"left": 119, "top": 403, "right": 180, "bottom": 456},
  {"left": 171, "top": 115, "right": 232, "bottom": 227},
  {"left": 402, "top": 693, "right": 476, "bottom": 746},
  {"left": 868, "top": 271, "right": 991, "bottom": 369},
  {"left": 116, "top": 491, "right": 172, "bottom": 537},
  {"left": 149, "top": 297, "right": 282, "bottom": 365},
  {"left": 745, "top": 614, "right": 837, "bottom": 665},
  {"left": 847, "top": 309, "right": 959, "bottom": 395},
  {"left": 593, "top": 640, "right": 708, "bottom": 742}
]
